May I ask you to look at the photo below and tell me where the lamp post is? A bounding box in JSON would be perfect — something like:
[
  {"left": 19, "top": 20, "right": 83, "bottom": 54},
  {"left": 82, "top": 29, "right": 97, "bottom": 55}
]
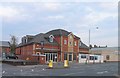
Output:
[{"left": 88, "top": 27, "right": 99, "bottom": 64}]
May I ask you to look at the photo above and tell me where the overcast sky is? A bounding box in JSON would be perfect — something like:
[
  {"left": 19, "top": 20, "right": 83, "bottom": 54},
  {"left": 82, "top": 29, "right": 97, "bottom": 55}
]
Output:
[{"left": 0, "top": 0, "right": 118, "bottom": 47}]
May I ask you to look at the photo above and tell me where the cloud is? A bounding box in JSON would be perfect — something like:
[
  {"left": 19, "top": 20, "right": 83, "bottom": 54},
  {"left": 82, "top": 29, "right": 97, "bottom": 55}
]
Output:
[
  {"left": 99, "top": 2, "right": 118, "bottom": 10},
  {"left": 0, "top": 6, "right": 20, "bottom": 18},
  {"left": 0, "top": 5, "right": 31, "bottom": 22},
  {"left": 85, "top": 12, "right": 117, "bottom": 25},
  {"left": 43, "top": 3, "right": 61, "bottom": 10},
  {"left": 32, "top": 2, "right": 62, "bottom": 12},
  {"left": 47, "top": 15, "right": 64, "bottom": 19},
  {"left": 0, "top": 0, "right": 118, "bottom": 2},
  {"left": 76, "top": 7, "right": 117, "bottom": 27}
]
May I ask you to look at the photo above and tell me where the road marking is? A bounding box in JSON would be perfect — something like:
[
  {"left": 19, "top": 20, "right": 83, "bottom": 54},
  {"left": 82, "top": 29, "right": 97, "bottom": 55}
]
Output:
[
  {"left": 97, "top": 72, "right": 104, "bottom": 74},
  {"left": 64, "top": 72, "right": 83, "bottom": 76},
  {"left": 42, "top": 68, "right": 45, "bottom": 71},
  {"left": 104, "top": 71, "right": 108, "bottom": 73},
  {"left": 97, "top": 70, "right": 109, "bottom": 74},
  {"left": 2, "top": 71, "right": 5, "bottom": 74},
  {"left": 31, "top": 69, "right": 34, "bottom": 72},
  {"left": 20, "top": 69, "right": 23, "bottom": 72}
]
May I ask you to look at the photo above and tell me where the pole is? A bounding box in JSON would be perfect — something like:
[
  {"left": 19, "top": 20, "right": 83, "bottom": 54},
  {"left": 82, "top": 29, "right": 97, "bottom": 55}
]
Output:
[
  {"left": 60, "top": 29, "right": 62, "bottom": 62},
  {"left": 88, "top": 29, "right": 90, "bottom": 64}
]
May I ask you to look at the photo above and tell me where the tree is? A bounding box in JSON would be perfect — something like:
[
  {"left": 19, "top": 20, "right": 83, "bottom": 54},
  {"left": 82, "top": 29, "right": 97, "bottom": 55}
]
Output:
[
  {"left": 106, "top": 45, "right": 107, "bottom": 47},
  {"left": 9, "top": 35, "right": 18, "bottom": 54},
  {"left": 94, "top": 45, "right": 98, "bottom": 48},
  {"left": 89, "top": 44, "right": 92, "bottom": 49}
]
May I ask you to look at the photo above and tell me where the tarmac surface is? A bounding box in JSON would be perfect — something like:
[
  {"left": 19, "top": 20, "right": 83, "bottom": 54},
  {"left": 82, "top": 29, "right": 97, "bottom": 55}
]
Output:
[{"left": 1, "top": 62, "right": 119, "bottom": 76}]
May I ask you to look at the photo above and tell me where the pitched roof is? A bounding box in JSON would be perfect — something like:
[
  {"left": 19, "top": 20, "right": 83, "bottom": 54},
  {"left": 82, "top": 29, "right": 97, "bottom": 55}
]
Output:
[
  {"left": 45, "top": 29, "right": 80, "bottom": 39},
  {"left": 18, "top": 29, "right": 80, "bottom": 47},
  {"left": 79, "top": 41, "right": 89, "bottom": 49},
  {"left": 45, "top": 29, "right": 70, "bottom": 36},
  {"left": 29, "top": 33, "right": 58, "bottom": 45},
  {"left": 18, "top": 33, "right": 59, "bottom": 47},
  {"left": 0, "top": 41, "right": 10, "bottom": 47}
]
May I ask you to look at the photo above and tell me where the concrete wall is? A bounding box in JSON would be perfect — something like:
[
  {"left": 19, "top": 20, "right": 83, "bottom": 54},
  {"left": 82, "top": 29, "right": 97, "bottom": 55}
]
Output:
[{"left": 90, "top": 47, "right": 119, "bottom": 62}]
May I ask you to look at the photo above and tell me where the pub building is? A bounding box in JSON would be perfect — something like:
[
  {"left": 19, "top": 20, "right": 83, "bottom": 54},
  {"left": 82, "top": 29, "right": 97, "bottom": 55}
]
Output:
[{"left": 16, "top": 29, "right": 89, "bottom": 64}]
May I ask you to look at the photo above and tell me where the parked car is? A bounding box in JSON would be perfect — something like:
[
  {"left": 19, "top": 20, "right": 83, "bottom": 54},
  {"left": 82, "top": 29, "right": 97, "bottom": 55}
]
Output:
[{"left": 6, "top": 53, "right": 18, "bottom": 59}]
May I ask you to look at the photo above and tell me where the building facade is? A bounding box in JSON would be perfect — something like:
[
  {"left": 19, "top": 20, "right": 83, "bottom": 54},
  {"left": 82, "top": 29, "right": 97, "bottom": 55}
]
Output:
[
  {"left": 90, "top": 47, "right": 120, "bottom": 62},
  {"left": 0, "top": 41, "right": 10, "bottom": 59},
  {"left": 16, "top": 29, "right": 89, "bottom": 64}
]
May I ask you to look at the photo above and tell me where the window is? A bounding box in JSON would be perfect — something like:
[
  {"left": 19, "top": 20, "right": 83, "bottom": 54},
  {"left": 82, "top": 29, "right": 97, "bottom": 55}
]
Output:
[
  {"left": 64, "top": 40, "right": 67, "bottom": 44},
  {"left": 36, "top": 52, "right": 40, "bottom": 55},
  {"left": 94, "top": 56, "right": 98, "bottom": 60},
  {"left": 49, "top": 37, "right": 53, "bottom": 42},
  {"left": 49, "top": 35, "right": 54, "bottom": 43},
  {"left": 89, "top": 56, "right": 94, "bottom": 60},
  {"left": 70, "top": 42, "right": 72, "bottom": 45},
  {"left": 70, "top": 35, "right": 72, "bottom": 39},
  {"left": 64, "top": 53, "right": 67, "bottom": 60},
  {"left": 74, "top": 41, "right": 77, "bottom": 46},
  {"left": 81, "top": 55, "right": 86, "bottom": 58},
  {"left": 106, "top": 55, "right": 110, "bottom": 60},
  {"left": 80, "top": 42, "right": 82, "bottom": 46},
  {"left": 73, "top": 53, "right": 76, "bottom": 60}
]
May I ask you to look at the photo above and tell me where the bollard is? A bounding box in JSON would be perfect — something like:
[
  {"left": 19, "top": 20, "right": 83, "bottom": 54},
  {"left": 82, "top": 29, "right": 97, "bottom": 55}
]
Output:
[
  {"left": 64, "top": 60, "right": 69, "bottom": 68},
  {"left": 48, "top": 60, "right": 53, "bottom": 69}
]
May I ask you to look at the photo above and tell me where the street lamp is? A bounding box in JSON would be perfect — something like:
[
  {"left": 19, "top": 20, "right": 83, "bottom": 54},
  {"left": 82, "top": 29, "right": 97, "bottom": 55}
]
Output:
[{"left": 88, "top": 27, "right": 99, "bottom": 64}]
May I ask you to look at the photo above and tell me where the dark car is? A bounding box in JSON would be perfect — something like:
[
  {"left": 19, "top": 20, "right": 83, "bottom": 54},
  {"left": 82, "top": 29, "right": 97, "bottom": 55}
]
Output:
[{"left": 6, "top": 53, "right": 18, "bottom": 59}]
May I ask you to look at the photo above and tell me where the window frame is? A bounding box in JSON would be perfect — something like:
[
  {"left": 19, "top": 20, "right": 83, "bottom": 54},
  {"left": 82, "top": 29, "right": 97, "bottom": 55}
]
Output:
[
  {"left": 64, "top": 39, "right": 67, "bottom": 45},
  {"left": 74, "top": 41, "right": 77, "bottom": 46}
]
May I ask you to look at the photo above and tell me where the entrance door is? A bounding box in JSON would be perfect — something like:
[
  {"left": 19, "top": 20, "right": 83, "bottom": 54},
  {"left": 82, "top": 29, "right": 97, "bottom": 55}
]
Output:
[
  {"left": 45, "top": 53, "right": 57, "bottom": 63},
  {"left": 69, "top": 53, "right": 72, "bottom": 61},
  {"left": 53, "top": 53, "right": 57, "bottom": 62}
]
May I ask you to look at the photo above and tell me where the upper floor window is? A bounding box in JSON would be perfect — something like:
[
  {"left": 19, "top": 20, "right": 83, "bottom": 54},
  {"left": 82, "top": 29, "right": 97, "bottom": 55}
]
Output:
[
  {"left": 49, "top": 35, "right": 54, "bottom": 43},
  {"left": 64, "top": 40, "right": 67, "bottom": 45},
  {"left": 70, "top": 42, "right": 72, "bottom": 45},
  {"left": 74, "top": 41, "right": 77, "bottom": 46},
  {"left": 70, "top": 35, "right": 72, "bottom": 39},
  {"left": 80, "top": 41, "right": 82, "bottom": 46}
]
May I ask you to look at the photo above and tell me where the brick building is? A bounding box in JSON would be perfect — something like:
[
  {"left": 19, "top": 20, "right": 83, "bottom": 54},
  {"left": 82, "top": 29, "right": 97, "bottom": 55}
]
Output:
[
  {"left": 16, "top": 29, "right": 89, "bottom": 64},
  {"left": 0, "top": 41, "right": 10, "bottom": 58}
]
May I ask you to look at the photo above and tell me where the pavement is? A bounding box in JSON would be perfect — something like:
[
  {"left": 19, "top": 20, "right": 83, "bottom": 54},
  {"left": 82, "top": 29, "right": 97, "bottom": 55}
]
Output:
[{"left": 1, "top": 62, "right": 119, "bottom": 76}]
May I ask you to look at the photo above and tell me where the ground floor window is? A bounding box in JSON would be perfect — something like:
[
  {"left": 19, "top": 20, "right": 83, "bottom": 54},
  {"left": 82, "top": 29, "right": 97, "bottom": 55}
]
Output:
[
  {"left": 73, "top": 53, "right": 76, "bottom": 60},
  {"left": 64, "top": 53, "right": 73, "bottom": 61},
  {"left": 81, "top": 54, "right": 86, "bottom": 59},
  {"left": 45, "top": 53, "right": 57, "bottom": 63},
  {"left": 69, "top": 53, "right": 73, "bottom": 61},
  {"left": 106, "top": 55, "right": 110, "bottom": 60},
  {"left": 89, "top": 56, "right": 98, "bottom": 60},
  {"left": 89, "top": 56, "right": 94, "bottom": 60},
  {"left": 64, "top": 53, "right": 67, "bottom": 60}
]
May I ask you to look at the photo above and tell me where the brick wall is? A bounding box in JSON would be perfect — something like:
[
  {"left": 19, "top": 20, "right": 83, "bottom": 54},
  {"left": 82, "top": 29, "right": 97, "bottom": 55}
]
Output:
[{"left": 79, "top": 48, "right": 89, "bottom": 54}]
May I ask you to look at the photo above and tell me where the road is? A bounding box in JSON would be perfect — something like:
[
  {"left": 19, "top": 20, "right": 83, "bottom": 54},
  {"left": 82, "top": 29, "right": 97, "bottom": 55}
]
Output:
[{"left": 2, "top": 62, "right": 119, "bottom": 76}]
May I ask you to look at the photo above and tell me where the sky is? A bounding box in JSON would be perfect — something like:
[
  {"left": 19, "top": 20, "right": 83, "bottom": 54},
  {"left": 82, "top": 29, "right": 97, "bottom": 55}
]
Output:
[{"left": 0, "top": 0, "right": 119, "bottom": 47}]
